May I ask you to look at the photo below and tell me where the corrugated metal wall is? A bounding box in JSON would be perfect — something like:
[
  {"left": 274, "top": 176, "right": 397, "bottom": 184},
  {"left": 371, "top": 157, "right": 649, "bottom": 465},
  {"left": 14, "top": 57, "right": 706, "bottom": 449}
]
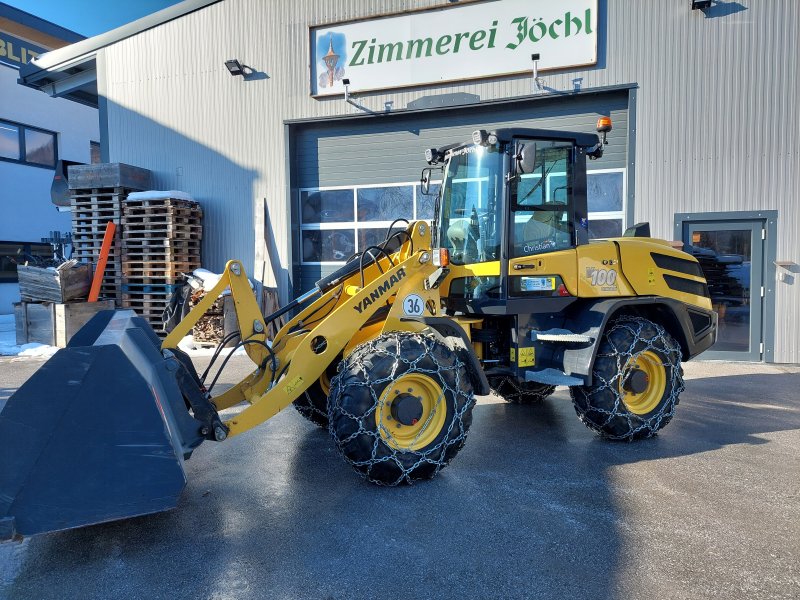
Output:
[
  {"left": 293, "top": 92, "right": 628, "bottom": 188},
  {"left": 100, "top": 0, "right": 799, "bottom": 362}
]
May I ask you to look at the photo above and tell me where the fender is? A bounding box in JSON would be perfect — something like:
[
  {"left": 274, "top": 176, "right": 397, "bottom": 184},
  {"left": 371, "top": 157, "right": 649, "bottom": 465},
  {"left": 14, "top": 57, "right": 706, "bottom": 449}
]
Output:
[
  {"left": 402, "top": 316, "right": 491, "bottom": 395},
  {"left": 560, "top": 297, "right": 717, "bottom": 385}
]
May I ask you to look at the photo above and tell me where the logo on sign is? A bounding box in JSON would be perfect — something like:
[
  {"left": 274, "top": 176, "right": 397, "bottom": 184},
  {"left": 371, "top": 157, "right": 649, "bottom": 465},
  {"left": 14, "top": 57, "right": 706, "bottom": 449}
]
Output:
[{"left": 316, "top": 32, "right": 347, "bottom": 89}]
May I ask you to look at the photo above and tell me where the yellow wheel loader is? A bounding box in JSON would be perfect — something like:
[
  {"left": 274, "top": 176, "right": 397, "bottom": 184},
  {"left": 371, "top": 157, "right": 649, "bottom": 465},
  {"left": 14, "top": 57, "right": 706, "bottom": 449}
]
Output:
[{"left": 0, "top": 121, "right": 716, "bottom": 539}]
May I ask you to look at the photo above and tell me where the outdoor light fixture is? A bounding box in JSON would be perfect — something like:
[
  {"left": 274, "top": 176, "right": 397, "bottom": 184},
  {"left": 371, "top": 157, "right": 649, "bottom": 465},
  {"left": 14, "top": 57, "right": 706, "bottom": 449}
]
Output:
[
  {"left": 690, "top": 0, "right": 712, "bottom": 9},
  {"left": 531, "top": 53, "right": 544, "bottom": 93},
  {"left": 225, "top": 59, "right": 245, "bottom": 76}
]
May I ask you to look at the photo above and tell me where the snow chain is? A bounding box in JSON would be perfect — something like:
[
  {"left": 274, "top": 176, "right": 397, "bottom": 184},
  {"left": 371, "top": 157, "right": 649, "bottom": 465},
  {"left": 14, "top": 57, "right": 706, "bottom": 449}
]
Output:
[
  {"left": 329, "top": 333, "right": 474, "bottom": 486},
  {"left": 579, "top": 316, "right": 684, "bottom": 440}
]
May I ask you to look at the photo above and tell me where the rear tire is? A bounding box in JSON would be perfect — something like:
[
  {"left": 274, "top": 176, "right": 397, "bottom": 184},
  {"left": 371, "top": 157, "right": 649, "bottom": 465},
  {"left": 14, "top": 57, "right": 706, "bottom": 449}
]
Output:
[
  {"left": 328, "top": 332, "right": 475, "bottom": 486},
  {"left": 570, "top": 316, "right": 684, "bottom": 440},
  {"left": 488, "top": 375, "right": 555, "bottom": 404}
]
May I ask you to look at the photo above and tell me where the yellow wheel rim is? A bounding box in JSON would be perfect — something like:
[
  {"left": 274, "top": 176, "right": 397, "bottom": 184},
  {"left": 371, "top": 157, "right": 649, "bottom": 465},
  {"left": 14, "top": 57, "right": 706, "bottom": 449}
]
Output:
[
  {"left": 375, "top": 373, "right": 447, "bottom": 451},
  {"left": 319, "top": 369, "right": 331, "bottom": 396},
  {"left": 619, "top": 351, "right": 667, "bottom": 415}
]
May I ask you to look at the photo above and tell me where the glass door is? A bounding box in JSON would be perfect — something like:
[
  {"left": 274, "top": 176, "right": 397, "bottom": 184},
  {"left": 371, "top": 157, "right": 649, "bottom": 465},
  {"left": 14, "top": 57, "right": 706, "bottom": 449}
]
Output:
[{"left": 684, "top": 221, "right": 764, "bottom": 361}]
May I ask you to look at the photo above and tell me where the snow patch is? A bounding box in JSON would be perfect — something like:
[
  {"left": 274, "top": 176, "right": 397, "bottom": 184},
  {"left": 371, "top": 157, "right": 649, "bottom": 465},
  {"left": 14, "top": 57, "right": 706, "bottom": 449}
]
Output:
[
  {"left": 0, "top": 314, "right": 58, "bottom": 358},
  {"left": 127, "top": 190, "right": 194, "bottom": 202}
]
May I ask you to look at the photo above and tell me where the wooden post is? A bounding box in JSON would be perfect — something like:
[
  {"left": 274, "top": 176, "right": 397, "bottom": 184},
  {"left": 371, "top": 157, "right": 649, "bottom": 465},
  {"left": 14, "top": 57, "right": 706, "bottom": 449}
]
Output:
[{"left": 89, "top": 221, "right": 116, "bottom": 302}]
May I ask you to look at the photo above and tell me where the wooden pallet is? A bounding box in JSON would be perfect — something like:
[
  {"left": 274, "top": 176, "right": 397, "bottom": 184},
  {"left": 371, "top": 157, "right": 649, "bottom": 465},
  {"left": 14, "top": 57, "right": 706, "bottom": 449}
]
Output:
[
  {"left": 121, "top": 214, "right": 201, "bottom": 227},
  {"left": 121, "top": 225, "right": 203, "bottom": 238},
  {"left": 117, "top": 194, "right": 203, "bottom": 328},
  {"left": 70, "top": 186, "right": 139, "bottom": 304},
  {"left": 122, "top": 260, "right": 199, "bottom": 278}
]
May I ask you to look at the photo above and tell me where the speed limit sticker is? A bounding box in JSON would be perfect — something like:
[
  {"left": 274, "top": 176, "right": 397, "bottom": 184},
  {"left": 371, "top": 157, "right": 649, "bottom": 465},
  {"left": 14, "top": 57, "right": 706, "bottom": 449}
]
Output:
[{"left": 403, "top": 294, "right": 425, "bottom": 316}]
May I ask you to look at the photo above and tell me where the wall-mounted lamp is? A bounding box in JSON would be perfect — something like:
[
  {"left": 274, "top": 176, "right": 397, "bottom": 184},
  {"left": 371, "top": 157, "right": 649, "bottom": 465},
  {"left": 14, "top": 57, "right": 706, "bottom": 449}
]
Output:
[
  {"left": 690, "top": 0, "right": 712, "bottom": 9},
  {"left": 225, "top": 59, "right": 245, "bottom": 76},
  {"left": 342, "top": 78, "right": 353, "bottom": 102},
  {"left": 531, "top": 53, "right": 544, "bottom": 93}
]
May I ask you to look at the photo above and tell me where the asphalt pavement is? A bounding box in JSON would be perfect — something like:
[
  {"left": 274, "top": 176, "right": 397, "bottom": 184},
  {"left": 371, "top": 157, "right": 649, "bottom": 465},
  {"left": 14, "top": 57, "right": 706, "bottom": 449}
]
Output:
[{"left": 0, "top": 355, "right": 798, "bottom": 600}]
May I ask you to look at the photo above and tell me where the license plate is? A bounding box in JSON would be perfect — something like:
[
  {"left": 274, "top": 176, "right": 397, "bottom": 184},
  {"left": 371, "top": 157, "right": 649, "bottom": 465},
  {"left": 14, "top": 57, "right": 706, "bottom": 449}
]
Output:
[{"left": 521, "top": 276, "right": 555, "bottom": 292}]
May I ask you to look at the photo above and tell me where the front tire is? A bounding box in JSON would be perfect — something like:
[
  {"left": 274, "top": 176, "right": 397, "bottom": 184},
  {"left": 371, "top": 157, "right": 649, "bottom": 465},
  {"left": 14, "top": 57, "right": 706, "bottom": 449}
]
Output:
[
  {"left": 570, "top": 316, "right": 684, "bottom": 440},
  {"left": 328, "top": 332, "right": 475, "bottom": 485},
  {"left": 488, "top": 375, "right": 555, "bottom": 405}
]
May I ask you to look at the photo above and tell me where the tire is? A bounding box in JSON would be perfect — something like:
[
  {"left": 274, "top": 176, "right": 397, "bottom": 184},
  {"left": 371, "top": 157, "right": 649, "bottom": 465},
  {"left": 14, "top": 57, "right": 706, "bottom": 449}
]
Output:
[
  {"left": 570, "top": 315, "right": 684, "bottom": 440},
  {"left": 293, "top": 359, "right": 339, "bottom": 428},
  {"left": 328, "top": 332, "right": 475, "bottom": 486},
  {"left": 488, "top": 375, "right": 555, "bottom": 405}
]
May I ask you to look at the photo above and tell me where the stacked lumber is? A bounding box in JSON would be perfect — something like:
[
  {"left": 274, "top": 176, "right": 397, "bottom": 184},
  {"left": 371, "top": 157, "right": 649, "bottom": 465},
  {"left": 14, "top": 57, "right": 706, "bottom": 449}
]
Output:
[
  {"left": 120, "top": 194, "right": 202, "bottom": 329},
  {"left": 190, "top": 292, "right": 224, "bottom": 344},
  {"left": 68, "top": 164, "right": 153, "bottom": 303}
]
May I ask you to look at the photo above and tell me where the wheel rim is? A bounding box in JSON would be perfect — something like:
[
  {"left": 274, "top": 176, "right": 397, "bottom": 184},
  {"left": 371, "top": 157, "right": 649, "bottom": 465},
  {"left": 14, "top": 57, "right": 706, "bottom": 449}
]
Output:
[
  {"left": 319, "top": 370, "right": 331, "bottom": 396},
  {"left": 619, "top": 350, "right": 666, "bottom": 415},
  {"left": 375, "top": 373, "right": 447, "bottom": 451}
]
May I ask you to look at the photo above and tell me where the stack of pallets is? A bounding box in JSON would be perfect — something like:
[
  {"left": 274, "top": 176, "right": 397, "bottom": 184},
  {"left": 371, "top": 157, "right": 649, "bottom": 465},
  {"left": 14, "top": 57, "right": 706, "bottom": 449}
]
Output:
[
  {"left": 69, "top": 164, "right": 153, "bottom": 303},
  {"left": 120, "top": 194, "right": 202, "bottom": 329}
]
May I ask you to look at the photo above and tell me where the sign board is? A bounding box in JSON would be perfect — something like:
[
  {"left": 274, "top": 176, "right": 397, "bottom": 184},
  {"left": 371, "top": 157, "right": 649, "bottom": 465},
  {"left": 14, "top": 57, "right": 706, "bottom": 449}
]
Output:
[
  {"left": 0, "top": 32, "right": 46, "bottom": 69},
  {"left": 310, "top": 0, "right": 597, "bottom": 96}
]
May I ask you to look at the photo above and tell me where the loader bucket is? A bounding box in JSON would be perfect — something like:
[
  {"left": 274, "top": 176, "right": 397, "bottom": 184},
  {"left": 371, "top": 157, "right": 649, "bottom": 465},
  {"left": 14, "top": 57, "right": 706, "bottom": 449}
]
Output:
[{"left": 0, "top": 310, "right": 207, "bottom": 538}]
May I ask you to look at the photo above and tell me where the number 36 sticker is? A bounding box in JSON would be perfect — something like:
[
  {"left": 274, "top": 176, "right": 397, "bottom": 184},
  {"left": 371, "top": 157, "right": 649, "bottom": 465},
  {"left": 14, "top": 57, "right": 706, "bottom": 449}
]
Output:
[{"left": 403, "top": 294, "right": 425, "bottom": 316}]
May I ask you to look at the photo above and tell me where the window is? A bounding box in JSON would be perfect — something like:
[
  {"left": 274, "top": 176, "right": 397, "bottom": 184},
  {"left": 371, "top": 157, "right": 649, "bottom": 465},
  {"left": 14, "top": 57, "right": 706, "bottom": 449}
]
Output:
[
  {"left": 587, "top": 169, "right": 625, "bottom": 239},
  {"left": 438, "top": 144, "right": 504, "bottom": 265},
  {"left": 510, "top": 143, "right": 574, "bottom": 257},
  {"left": 0, "top": 119, "right": 57, "bottom": 168},
  {"left": 0, "top": 241, "right": 53, "bottom": 283},
  {"left": 299, "top": 183, "right": 430, "bottom": 264}
]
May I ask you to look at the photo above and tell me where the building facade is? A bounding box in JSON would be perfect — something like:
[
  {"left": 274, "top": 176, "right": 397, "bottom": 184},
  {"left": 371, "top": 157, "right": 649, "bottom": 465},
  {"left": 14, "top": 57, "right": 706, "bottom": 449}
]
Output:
[
  {"left": 0, "top": 3, "right": 99, "bottom": 313},
  {"left": 18, "top": 0, "right": 800, "bottom": 363}
]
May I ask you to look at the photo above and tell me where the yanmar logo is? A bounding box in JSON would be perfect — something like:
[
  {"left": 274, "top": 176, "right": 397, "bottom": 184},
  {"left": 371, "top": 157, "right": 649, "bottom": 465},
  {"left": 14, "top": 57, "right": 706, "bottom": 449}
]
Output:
[{"left": 353, "top": 268, "right": 407, "bottom": 314}]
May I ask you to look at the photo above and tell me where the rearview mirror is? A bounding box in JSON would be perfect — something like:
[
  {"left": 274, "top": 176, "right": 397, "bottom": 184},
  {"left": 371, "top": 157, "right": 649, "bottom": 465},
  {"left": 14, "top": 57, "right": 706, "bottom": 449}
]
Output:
[
  {"left": 516, "top": 142, "right": 536, "bottom": 175},
  {"left": 420, "top": 167, "right": 440, "bottom": 195}
]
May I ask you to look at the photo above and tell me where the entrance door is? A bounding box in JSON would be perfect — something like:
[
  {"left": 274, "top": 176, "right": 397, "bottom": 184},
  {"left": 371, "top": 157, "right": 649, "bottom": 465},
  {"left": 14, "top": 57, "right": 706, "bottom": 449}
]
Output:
[{"left": 683, "top": 220, "right": 764, "bottom": 361}]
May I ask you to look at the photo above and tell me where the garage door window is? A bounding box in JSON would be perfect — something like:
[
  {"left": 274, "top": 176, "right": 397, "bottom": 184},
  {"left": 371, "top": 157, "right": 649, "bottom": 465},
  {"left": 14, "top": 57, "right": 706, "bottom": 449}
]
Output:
[
  {"left": 300, "top": 182, "right": 433, "bottom": 265},
  {"left": 299, "top": 170, "right": 625, "bottom": 264},
  {"left": 587, "top": 169, "right": 625, "bottom": 239}
]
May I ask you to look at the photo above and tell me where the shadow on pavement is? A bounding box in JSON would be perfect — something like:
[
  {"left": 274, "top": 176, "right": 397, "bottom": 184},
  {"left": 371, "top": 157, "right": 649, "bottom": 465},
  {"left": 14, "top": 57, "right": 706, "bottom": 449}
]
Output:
[{"left": 4, "top": 370, "right": 799, "bottom": 599}]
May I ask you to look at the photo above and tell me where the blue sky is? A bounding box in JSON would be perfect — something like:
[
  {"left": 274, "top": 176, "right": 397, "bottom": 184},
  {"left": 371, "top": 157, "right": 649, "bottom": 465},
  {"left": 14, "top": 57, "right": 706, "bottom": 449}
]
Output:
[{"left": 5, "top": 0, "right": 183, "bottom": 37}]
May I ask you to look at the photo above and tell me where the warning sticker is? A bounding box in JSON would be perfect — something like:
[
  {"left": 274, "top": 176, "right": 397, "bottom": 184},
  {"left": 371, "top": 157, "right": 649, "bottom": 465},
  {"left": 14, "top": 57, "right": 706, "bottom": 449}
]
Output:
[
  {"left": 517, "top": 347, "right": 536, "bottom": 367},
  {"left": 284, "top": 375, "right": 305, "bottom": 395}
]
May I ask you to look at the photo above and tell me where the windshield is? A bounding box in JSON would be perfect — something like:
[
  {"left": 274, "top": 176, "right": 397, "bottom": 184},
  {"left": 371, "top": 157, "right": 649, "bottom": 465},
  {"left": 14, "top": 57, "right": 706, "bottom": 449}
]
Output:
[{"left": 437, "top": 144, "right": 503, "bottom": 265}]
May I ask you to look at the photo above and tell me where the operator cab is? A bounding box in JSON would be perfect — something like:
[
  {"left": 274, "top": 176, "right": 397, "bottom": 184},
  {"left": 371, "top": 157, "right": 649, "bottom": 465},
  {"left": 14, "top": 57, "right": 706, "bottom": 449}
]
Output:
[{"left": 420, "top": 124, "right": 608, "bottom": 313}]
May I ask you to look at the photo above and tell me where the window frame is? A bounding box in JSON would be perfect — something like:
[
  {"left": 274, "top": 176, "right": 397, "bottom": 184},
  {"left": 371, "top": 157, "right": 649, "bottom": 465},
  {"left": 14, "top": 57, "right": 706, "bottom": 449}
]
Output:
[
  {"left": 586, "top": 167, "right": 627, "bottom": 239},
  {"left": 297, "top": 167, "right": 628, "bottom": 266},
  {"left": 298, "top": 181, "right": 430, "bottom": 266},
  {"left": 0, "top": 118, "right": 58, "bottom": 169}
]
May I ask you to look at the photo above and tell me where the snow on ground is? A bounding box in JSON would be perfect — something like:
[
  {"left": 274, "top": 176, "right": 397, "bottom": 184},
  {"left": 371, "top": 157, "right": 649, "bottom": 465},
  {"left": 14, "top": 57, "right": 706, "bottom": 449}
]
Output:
[{"left": 0, "top": 314, "right": 58, "bottom": 358}]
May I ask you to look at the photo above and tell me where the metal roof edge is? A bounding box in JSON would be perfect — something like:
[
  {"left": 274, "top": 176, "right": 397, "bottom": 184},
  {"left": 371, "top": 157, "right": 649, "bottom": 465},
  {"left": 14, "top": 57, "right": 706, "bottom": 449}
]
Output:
[
  {"left": 0, "top": 2, "right": 85, "bottom": 43},
  {"left": 19, "top": 0, "right": 222, "bottom": 81}
]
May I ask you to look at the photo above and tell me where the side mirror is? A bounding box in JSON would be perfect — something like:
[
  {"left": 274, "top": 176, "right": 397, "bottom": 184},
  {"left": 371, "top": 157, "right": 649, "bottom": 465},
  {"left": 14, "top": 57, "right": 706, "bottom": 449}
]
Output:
[
  {"left": 516, "top": 142, "right": 536, "bottom": 174},
  {"left": 420, "top": 167, "right": 440, "bottom": 195}
]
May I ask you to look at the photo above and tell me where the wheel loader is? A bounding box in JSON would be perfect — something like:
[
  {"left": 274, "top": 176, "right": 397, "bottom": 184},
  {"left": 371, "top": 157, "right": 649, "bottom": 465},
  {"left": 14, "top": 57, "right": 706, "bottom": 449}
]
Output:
[{"left": 0, "top": 120, "right": 716, "bottom": 539}]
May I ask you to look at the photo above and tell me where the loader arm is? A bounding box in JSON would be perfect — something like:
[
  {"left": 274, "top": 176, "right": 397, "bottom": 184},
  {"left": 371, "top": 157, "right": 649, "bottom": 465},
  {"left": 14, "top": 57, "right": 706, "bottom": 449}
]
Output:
[{"left": 162, "top": 222, "right": 440, "bottom": 438}]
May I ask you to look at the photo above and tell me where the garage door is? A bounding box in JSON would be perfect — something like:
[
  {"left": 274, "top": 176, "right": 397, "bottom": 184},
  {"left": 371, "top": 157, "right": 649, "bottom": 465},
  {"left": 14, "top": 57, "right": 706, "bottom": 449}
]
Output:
[{"left": 291, "top": 90, "right": 629, "bottom": 294}]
